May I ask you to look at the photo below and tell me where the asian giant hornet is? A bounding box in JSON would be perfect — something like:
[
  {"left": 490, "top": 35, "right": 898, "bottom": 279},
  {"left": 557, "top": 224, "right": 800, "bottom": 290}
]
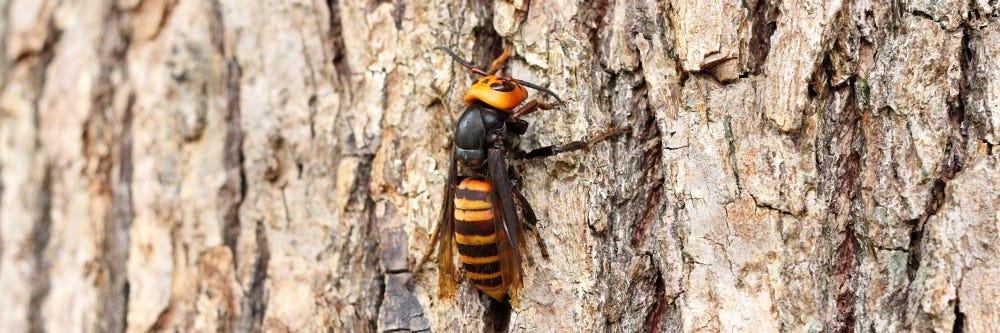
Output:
[{"left": 412, "top": 46, "right": 621, "bottom": 304}]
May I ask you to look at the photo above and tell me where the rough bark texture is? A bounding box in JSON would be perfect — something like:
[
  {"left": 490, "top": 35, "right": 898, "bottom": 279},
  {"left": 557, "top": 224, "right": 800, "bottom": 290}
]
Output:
[{"left": 1, "top": 0, "right": 998, "bottom": 332}]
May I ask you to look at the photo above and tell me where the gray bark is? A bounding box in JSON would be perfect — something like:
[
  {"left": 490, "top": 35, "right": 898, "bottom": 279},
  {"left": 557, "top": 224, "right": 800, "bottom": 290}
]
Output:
[{"left": 0, "top": 0, "right": 998, "bottom": 332}]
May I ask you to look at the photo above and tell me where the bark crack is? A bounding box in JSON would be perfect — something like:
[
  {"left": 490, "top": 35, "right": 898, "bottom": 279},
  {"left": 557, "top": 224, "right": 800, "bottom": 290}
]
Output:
[
  {"left": 207, "top": 5, "right": 253, "bottom": 328},
  {"left": 828, "top": 81, "right": 863, "bottom": 333},
  {"left": 640, "top": 266, "right": 668, "bottom": 332},
  {"left": 0, "top": 0, "right": 9, "bottom": 91},
  {"left": 101, "top": 92, "right": 135, "bottom": 333},
  {"left": 239, "top": 220, "right": 270, "bottom": 332},
  {"left": 582, "top": 0, "right": 610, "bottom": 62},
  {"left": 630, "top": 77, "right": 664, "bottom": 249},
  {"left": 326, "top": 0, "right": 352, "bottom": 83},
  {"left": 951, "top": 295, "right": 964, "bottom": 333},
  {"left": 743, "top": 0, "right": 779, "bottom": 75},
  {"left": 211, "top": 0, "right": 246, "bottom": 265},
  {"left": 296, "top": 26, "right": 320, "bottom": 140},
  {"left": 749, "top": 194, "right": 796, "bottom": 217},
  {"left": 220, "top": 60, "right": 245, "bottom": 257},
  {"left": 281, "top": 187, "right": 293, "bottom": 230},
  {"left": 360, "top": 198, "right": 381, "bottom": 332},
  {"left": 835, "top": 226, "right": 859, "bottom": 333},
  {"left": 470, "top": 0, "right": 503, "bottom": 66},
  {"left": 93, "top": 4, "right": 134, "bottom": 332},
  {"left": 27, "top": 166, "right": 53, "bottom": 333},
  {"left": 723, "top": 116, "right": 743, "bottom": 195},
  {"left": 905, "top": 43, "right": 966, "bottom": 282}
]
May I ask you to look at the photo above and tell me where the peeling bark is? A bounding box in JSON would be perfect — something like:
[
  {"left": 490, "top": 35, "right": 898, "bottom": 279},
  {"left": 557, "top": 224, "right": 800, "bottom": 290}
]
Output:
[{"left": 1, "top": 1, "right": 998, "bottom": 332}]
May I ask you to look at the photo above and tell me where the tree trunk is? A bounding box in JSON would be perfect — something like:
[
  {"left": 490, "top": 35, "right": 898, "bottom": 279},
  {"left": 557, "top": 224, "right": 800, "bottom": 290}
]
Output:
[{"left": 1, "top": 0, "right": 998, "bottom": 332}]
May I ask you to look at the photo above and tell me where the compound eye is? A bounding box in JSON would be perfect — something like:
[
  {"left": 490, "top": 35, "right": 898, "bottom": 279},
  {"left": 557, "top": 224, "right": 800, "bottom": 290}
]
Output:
[{"left": 490, "top": 80, "right": 516, "bottom": 92}]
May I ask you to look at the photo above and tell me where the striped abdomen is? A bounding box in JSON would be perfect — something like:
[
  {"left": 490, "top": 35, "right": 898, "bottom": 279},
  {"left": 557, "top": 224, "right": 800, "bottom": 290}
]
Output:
[{"left": 453, "top": 178, "right": 505, "bottom": 300}]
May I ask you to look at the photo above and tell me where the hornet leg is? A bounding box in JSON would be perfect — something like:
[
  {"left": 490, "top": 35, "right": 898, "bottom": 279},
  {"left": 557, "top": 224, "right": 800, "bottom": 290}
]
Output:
[
  {"left": 410, "top": 222, "right": 441, "bottom": 283},
  {"left": 486, "top": 48, "right": 512, "bottom": 75},
  {"left": 510, "top": 99, "right": 563, "bottom": 120},
  {"left": 515, "top": 126, "right": 627, "bottom": 160},
  {"left": 508, "top": 167, "right": 550, "bottom": 260}
]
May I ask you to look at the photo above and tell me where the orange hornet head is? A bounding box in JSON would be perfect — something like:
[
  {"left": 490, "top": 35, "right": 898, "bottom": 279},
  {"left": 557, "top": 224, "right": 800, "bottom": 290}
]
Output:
[
  {"left": 435, "top": 46, "right": 563, "bottom": 111},
  {"left": 464, "top": 75, "right": 528, "bottom": 110}
]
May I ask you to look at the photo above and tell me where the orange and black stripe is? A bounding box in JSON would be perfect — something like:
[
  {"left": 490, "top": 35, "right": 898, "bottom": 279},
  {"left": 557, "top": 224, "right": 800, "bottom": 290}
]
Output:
[{"left": 453, "top": 178, "right": 506, "bottom": 300}]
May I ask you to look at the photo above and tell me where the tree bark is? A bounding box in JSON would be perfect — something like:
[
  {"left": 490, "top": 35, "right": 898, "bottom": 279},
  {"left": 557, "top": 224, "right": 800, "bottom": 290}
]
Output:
[{"left": 1, "top": 0, "right": 998, "bottom": 332}]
